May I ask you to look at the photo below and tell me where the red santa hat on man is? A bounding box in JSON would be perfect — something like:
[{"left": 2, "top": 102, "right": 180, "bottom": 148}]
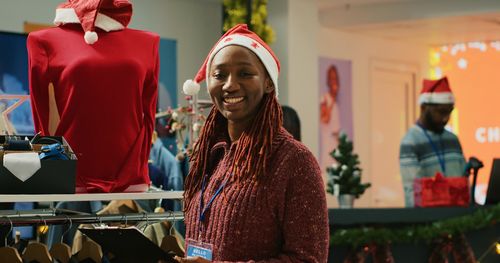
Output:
[
  {"left": 54, "top": 0, "right": 132, "bottom": 45},
  {"left": 419, "top": 76, "right": 455, "bottom": 105},
  {"left": 183, "top": 24, "right": 281, "bottom": 97}
]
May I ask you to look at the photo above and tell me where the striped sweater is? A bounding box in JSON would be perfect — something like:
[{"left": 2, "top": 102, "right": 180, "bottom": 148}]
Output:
[
  {"left": 184, "top": 128, "right": 329, "bottom": 262},
  {"left": 399, "top": 125, "right": 466, "bottom": 207}
]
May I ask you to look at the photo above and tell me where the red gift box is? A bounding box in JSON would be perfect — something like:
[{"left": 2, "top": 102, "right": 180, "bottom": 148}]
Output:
[{"left": 414, "top": 172, "right": 470, "bottom": 207}]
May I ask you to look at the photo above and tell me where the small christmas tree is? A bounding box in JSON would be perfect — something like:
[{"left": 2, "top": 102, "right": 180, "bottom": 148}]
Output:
[{"left": 326, "top": 133, "right": 371, "bottom": 198}]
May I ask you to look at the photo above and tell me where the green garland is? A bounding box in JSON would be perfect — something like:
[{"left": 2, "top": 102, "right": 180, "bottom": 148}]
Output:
[
  {"left": 223, "top": 0, "right": 275, "bottom": 44},
  {"left": 331, "top": 203, "right": 500, "bottom": 247}
]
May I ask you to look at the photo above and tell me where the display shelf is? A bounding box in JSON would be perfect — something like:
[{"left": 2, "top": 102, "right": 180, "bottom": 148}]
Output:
[{"left": 0, "top": 190, "right": 184, "bottom": 202}]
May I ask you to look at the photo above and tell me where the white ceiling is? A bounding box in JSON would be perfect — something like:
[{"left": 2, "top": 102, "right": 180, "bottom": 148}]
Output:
[{"left": 318, "top": 0, "right": 500, "bottom": 45}]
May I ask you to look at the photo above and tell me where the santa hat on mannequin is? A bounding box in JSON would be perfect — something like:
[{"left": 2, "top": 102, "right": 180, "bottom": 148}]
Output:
[
  {"left": 54, "top": 0, "right": 132, "bottom": 45},
  {"left": 183, "top": 24, "right": 281, "bottom": 97},
  {"left": 419, "top": 76, "right": 455, "bottom": 104}
]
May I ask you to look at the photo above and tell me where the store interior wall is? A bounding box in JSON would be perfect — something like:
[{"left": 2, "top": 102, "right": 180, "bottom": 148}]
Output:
[
  {"left": 318, "top": 26, "right": 428, "bottom": 207},
  {"left": 2, "top": 0, "right": 499, "bottom": 208},
  {"left": 314, "top": 0, "right": 500, "bottom": 207}
]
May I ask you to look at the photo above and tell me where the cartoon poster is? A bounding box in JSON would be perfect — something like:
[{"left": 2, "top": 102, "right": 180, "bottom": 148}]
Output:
[{"left": 318, "top": 57, "right": 353, "bottom": 171}]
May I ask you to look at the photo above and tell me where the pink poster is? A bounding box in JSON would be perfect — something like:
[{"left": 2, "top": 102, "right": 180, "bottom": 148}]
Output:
[{"left": 318, "top": 57, "right": 353, "bottom": 171}]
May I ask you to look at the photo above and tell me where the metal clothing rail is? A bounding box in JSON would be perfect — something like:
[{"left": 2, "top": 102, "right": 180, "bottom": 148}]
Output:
[
  {"left": 0, "top": 191, "right": 184, "bottom": 202},
  {"left": 0, "top": 211, "right": 184, "bottom": 226}
]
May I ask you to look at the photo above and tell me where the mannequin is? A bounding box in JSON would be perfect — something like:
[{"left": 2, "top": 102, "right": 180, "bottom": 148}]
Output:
[{"left": 27, "top": 0, "right": 159, "bottom": 192}]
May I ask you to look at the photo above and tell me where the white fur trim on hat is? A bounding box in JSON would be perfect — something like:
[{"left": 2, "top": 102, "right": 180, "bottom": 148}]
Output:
[
  {"left": 94, "top": 13, "right": 125, "bottom": 32},
  {"left": 183, "top": 79, "right": 201, "bottom": 96},
  {"left": 54, "top": 8, "right": 124, "bottom": 32},
  {"left": 419, "top": 92, "right": 455, "bottom": 104},
  {"left": 206, "top": 34, "right": 279, "bottom": 97}
]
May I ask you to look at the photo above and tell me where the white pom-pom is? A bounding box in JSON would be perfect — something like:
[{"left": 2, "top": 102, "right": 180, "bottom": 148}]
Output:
[
  {"left": 84, "top": 31, "right": 98, "bottom": 45},
  {"left": 183, "top": 79, "right": 200, "bottom": 96}
]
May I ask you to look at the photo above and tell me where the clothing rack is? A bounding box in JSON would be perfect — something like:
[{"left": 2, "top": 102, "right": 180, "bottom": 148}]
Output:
[
  {"left": 0, "top": 211, "right": 184, "bottom": 226},
  {"left": 0, "top": 192, "right": 185, "bottom": 227},
  {"left": 0, "top": 190, "right": 184, "bottom": 202}
]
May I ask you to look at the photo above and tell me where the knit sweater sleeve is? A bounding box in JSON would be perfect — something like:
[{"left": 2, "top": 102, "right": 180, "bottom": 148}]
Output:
[
  {"left": 27, "top": 33, "right": 50, "bottom": 135},
  {"left": 217, "top": 145, "right": 329, "bottom": 263},
  {"left": 399, "top": 132, "right": 420, "bottom": 207}
]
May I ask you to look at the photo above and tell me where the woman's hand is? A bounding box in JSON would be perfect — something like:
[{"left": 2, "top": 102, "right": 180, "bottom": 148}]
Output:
[{"left": 174, "top": 256, "right": 211, "bottom": 263}]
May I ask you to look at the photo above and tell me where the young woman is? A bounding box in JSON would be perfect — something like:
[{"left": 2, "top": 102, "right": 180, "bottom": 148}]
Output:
[{"left": 176, "top": 24, "right": 328, "bottom": 263}]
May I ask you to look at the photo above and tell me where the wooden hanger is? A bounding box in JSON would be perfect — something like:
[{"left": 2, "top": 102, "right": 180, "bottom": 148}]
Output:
[
  {"left": 49, "top": 215, "right": 73, "bottom": 263},
  {"left": 50, "top": 243, "right": 71, "bottom": 263},
  {"left": 77, "top": 238, "right": 102, "bottom": 263},
  {"left": 0, "top": 217, "right": 22, "bottom": 263},
  {"left": 0, "top": 247, "right": 23, "bottom": 263},
  {"left": 23, "top": 242, "right": 53, "bottom": 263},
  {"left": 160, "top": 215, "right": 184, "bottom": 257},
  {"left": 99, "top": 200, "right": 138, "bottom": 216}
]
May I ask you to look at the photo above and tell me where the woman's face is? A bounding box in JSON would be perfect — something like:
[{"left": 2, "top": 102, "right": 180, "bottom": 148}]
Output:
[
  {"left": 207, "top": 45, "right": 273, "bottom": 125},
  {"left": 327, "top": 68, "right": 339, "bottom": 98}
]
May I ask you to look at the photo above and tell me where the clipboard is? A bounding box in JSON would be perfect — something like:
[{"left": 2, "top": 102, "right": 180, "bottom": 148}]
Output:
[{"left": 79, "top": 227, "right": 176, "bottom": 263}]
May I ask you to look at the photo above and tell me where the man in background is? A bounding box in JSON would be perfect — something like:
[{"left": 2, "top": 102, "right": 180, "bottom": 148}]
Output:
[
  {"left": 281, "top": 105, "right": 301, "bottom": 141},
  {"left": 399, "top": 76, "right": 466, "bottom": 207}
]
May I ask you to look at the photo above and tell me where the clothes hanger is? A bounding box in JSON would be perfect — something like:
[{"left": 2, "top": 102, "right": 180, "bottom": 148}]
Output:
[
  {"left": 99, "top": 200, "right": 138, "bottom": 215},
  {"left": 77, "top": 215, "right": 103, "bottom": 263},
  {"left": 22, "top": 216, "right": 53, "bottom": 263},
  {"left": 0, "top": 216, "right": 22, "bottom": 263},
  {"left": 49, "top": 215, "right": 72, "bottom": 263},
  {"left": 160, "top": 211, "right": 184, "bottom": 257},
  {"left": 76, "top": 236, "right": 102, "bottom": 263}
]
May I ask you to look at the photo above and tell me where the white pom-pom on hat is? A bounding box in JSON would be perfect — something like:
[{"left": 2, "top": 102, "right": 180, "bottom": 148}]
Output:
[
  {"left": 183, "top": 79, "right": 200, "bottom": 96},
  {"left": 84, "top": 31, "right": 98, "bottom": 45}
]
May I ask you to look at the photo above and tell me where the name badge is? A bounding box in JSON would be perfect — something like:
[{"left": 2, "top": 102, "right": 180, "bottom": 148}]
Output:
[{"left": 186, "top": 239, "right": 213, "bottom": 260}]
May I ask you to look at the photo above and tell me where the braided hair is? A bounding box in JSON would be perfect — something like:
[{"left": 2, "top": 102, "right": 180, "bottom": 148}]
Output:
[{"left": 183, "top": 91, "right": 283, "bottom": 209}]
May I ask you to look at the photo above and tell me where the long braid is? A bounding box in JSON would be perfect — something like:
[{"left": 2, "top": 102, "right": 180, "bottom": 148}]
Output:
[
  {"left": 184, "top": 91, "right": 283, "bottom": 210},
  {"left": 183, "top": 106, "right": 221, "bottom": 210}
]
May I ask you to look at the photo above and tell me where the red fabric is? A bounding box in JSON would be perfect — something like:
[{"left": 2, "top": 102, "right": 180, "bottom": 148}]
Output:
[
  {"left": 98, "top": 0, "right": 132, "bottom": 28},
  {"left": 193, "top": 24, "right": 280, "bottom": 84},
  {"left": 27, "top": 24, "right": 159, "bottom": 192},
  {"left": 414, "top": 172, "right": 470, "bottom": 207},
  {"left": 184, "top": 128, "right": 329, "bottom": 262},
  {"left": 57, "top": 0, "right": 132, "bottom": 33},
  {"left": 422, "top": 76, "right": 451, "bottom": 94}
]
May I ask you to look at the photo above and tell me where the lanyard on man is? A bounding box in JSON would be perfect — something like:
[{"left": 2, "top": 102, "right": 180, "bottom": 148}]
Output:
[{"left": 419, "top": 125, "right": 446, "bottom": 173}]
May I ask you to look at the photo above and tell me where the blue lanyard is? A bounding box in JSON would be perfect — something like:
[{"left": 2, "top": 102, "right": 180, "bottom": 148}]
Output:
[
  {"left": 419, "top": 125, "right": 446, "bottom": 173},
  {"left": 199, "top": 173, "right": 233, "bottom": 224}
]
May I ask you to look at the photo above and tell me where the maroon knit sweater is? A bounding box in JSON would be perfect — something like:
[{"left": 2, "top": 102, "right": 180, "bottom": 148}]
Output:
[{"left": 185, "top": 128, "right": 329, "bottom": 262}]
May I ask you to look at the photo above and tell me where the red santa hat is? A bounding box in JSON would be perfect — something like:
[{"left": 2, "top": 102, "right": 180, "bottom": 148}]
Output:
[
  {"left": 183, "top": 24, "right": 281, "bottom": 97},
  {"left": 419, "top": 76, "right": 455, "bottom": 104},
  {"left": 54, "top": 0, "right": 132, "bottom": 45}
]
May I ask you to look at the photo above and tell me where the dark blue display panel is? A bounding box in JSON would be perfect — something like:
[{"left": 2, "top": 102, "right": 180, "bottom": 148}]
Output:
[{"left": 0, "top": 32, "right": 33, "bottom": 135}]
